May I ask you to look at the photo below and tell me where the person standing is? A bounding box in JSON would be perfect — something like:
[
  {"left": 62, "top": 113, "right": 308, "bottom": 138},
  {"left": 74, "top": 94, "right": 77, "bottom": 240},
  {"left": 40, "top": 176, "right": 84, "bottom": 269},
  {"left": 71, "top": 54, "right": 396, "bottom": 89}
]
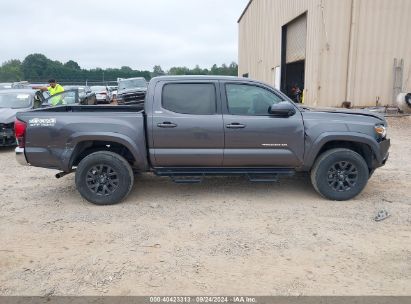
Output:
[{"left": 34, "top": 79, "right": 65, "bottom": 106}]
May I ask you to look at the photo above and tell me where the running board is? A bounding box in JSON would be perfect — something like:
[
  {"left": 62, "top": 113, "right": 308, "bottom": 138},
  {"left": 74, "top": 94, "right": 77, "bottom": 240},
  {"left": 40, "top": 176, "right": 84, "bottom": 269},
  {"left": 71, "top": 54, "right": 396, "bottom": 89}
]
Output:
[
  {"left": 171, "top": 176, "right": 203, "bottom": 184},
  {"left": 154, "top": 167, "right": 295, "bottom": 183},
  {"left": 246, "top": 174, "right": 279, "bottom": 183}
]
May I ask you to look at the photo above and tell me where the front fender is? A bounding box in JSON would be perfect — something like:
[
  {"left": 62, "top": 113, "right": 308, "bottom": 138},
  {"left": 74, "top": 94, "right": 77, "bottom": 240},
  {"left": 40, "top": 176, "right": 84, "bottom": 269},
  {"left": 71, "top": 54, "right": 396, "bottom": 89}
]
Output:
[{"left": 303, "top": 132, "right": 381, "bottom": 170}]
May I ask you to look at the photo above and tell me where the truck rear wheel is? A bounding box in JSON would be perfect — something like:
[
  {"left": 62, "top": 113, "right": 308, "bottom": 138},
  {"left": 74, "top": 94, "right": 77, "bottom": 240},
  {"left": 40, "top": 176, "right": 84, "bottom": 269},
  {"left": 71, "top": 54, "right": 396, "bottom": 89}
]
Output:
[
  {"left": 75, "top": 151, "right": 134, "bottom": 205},
  {"left": 310, "top": 148, "right": 369, "bottom": 201}
]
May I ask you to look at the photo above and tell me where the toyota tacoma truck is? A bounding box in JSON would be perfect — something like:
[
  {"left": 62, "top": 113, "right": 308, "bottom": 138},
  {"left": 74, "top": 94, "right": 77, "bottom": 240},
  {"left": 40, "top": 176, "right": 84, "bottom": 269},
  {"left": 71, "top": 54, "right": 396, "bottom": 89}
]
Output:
[{"left": 14, "top": 76, "right": 390, "bottom": 205}]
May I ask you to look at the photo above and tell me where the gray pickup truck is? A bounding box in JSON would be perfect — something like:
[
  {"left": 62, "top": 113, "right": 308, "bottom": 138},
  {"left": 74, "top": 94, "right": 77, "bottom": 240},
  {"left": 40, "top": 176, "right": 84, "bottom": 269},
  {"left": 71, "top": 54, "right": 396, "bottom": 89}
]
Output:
[{"left": 15, "top": 76, "right": 390, "bottom": 205}]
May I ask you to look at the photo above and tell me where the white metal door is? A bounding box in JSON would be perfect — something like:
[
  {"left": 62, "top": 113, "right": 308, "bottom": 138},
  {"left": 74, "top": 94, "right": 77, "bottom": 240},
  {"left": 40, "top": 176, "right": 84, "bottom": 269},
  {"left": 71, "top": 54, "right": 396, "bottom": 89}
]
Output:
[{"left": 286, "top": 15, "right": 307, "bottom": 64}]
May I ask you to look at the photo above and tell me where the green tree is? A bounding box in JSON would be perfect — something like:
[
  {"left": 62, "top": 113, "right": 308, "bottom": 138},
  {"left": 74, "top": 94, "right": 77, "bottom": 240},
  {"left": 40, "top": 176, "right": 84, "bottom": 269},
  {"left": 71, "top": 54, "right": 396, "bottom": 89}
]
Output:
[
  {"left": 64, "top": 60, "right": 81, "bottom": 70},
  {"left": 21, "top": 53, "right": 51, "bottom": 81},
  {"left": 0, "top": 60, "right": 23, "bottom": 82},
  {"left": 168, "top": 66, "right": 190, "bottom": 75},
  {"left": 0, "top": 53, "right": 238, "bottom": 83},
  {"left": 152, "top": 65, "right": 165, "bottom": 77}
]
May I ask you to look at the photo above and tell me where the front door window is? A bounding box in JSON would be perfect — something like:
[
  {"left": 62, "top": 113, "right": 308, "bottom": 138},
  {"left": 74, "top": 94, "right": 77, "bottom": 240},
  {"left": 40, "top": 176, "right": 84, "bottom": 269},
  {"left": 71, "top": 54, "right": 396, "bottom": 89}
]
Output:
[{"left": 226, "top": 84, "right": 283, "bottom": 116}]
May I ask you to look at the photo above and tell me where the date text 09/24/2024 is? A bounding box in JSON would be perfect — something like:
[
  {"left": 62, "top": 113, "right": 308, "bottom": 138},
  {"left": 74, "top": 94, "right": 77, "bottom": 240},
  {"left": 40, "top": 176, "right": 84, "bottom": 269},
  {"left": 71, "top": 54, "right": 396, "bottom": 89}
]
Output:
[{"left": 149, "top": 296, "right": 257, "bottom": 303}]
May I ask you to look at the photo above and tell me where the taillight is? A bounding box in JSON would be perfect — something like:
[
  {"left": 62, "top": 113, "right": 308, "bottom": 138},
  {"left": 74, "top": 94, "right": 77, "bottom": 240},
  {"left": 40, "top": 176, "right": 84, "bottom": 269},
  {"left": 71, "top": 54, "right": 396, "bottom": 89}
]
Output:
[{"left": 14, "top": 119, "right": 26, "bottom": 148}]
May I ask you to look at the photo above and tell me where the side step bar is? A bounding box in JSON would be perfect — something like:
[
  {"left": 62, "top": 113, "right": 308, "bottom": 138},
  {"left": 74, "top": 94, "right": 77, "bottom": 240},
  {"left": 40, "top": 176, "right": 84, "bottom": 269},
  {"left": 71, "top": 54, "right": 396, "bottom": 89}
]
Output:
[
  {"left": 171, "top": 176, "right": 203, "bottom": 184},
  {"left": 154, "top": 167, "right": 295, "bottom": 184},
  {"left": 246, "top": 174, "right": 279, "bottom": 183}
]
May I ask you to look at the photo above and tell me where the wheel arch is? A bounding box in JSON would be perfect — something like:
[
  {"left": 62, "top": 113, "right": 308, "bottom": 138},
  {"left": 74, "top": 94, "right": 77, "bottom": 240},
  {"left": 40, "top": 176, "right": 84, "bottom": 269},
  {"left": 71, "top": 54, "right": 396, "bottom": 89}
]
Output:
[
  {"left": 304, "top": 133, "right": 379, "bottom": 171},
  {"left": 63, "top": 133, "right": 148, "bottom": 171}
]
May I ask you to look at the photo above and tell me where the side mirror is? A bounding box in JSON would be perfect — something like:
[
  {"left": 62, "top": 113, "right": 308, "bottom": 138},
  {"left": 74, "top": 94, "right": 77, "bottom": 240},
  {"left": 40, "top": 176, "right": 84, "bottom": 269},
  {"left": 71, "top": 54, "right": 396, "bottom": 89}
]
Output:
[{"left": 269, "top": 102, "right": 296, "bottom": 117}]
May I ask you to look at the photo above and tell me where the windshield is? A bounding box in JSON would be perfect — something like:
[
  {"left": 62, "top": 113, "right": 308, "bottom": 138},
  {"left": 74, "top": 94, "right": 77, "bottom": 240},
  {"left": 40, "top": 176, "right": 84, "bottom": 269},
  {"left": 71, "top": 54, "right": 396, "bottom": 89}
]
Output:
[
  {"left": 118, "top": 79, "right": 147, "bottom": 90},
  {"left": 90, "top": 86, "right": 106, "bottom": 92},
  {"left": 0, "top": 93, "right": 32, "bottom": 108}
]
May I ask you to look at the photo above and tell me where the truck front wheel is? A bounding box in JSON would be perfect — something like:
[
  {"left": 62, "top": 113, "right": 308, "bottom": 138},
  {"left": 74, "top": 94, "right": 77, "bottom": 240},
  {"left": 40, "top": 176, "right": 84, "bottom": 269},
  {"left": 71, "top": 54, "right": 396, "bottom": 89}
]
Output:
[
  {"left": 75, "top": 151, "right": 134, "bottom": 205},
  {"left": 310, "top": 148, "right": 369, "bottom": 201}
]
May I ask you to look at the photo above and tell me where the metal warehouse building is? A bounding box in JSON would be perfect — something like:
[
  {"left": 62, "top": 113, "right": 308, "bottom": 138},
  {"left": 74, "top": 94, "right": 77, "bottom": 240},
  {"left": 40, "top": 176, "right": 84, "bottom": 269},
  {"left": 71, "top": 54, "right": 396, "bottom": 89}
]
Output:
[{"left": 238, "top": 0, "right": 411, "bottom": 108}]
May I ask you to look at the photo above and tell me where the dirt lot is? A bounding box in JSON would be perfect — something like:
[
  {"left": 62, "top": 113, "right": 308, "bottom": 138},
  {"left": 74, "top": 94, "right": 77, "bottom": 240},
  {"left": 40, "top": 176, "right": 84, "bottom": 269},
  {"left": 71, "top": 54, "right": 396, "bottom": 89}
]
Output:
[{"left": 0, "top": 117, "right": 410, "bottom": 296}]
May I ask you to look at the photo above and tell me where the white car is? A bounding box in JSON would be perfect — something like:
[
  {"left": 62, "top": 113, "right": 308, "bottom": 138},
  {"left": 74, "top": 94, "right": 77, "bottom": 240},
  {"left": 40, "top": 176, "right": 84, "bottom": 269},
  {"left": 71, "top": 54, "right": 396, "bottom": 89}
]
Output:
[{"left": 90, "top": 86, "right": 111, "bottom": 104}]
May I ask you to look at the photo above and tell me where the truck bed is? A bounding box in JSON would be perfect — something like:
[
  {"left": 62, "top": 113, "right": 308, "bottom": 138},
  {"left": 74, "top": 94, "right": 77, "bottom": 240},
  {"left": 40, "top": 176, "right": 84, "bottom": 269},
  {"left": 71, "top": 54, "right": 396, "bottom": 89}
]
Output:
[{"left": 16, "top": 105, "right": 148, "bottom": 172}]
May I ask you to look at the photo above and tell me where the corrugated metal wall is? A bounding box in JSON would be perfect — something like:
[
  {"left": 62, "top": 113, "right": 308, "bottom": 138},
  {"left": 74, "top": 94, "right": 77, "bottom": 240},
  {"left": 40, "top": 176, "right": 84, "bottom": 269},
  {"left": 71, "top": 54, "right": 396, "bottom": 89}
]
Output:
[
  {"left": 347, "top": 0, "right": 411, "bottom": 107},
  {"left": 238, "top": 0, "right": 411, "bottom": 107}
]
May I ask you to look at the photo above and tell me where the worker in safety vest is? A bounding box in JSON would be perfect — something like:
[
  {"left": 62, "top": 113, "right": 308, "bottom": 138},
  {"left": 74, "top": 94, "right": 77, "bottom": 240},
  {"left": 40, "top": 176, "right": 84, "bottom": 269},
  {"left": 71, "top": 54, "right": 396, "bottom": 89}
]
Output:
[{"left": 34, "top": 79, "right": 65, "bottom": 106}]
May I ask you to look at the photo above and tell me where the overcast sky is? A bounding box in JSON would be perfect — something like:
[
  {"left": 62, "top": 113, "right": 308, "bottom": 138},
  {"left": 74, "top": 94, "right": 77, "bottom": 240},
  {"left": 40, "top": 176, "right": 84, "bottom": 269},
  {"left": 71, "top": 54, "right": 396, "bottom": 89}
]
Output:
[{"left": 1, "top": 0, "right": 249, "bottom": 71}]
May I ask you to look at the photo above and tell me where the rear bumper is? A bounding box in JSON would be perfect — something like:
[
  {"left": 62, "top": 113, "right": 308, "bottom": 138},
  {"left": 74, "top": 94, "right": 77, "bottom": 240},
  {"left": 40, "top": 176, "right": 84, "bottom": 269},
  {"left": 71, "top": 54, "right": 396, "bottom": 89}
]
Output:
[{"left": 15, "top": 147, "right": 30, "bottom": 166}]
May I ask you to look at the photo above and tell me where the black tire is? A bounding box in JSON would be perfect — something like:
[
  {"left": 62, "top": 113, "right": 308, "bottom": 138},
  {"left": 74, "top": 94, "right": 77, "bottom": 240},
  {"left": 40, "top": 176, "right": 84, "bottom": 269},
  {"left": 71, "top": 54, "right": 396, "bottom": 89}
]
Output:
[
  {"left": 75, "top": 151, "right": 134, "bottom": 205},
  {"left": 310, "top": 148, "right": 369, "bottom": 201},
  {"left": 405, "top": 93, "right": 411, "bottom": 107}
]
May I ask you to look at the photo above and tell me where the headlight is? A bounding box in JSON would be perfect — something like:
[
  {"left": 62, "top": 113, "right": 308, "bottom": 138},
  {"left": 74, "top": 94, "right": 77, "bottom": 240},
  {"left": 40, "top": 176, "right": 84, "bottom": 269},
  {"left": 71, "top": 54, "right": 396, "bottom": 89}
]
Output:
[{"left": 375, "top": 125, "right": 387, "bottom": 138}]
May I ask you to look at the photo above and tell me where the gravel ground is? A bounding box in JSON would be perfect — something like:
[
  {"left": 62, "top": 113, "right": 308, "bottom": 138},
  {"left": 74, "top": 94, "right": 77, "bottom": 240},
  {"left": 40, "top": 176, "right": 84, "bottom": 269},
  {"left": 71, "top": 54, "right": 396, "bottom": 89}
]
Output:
[{"left": 0, "top": 117, "right": 410, "bottom": 296}]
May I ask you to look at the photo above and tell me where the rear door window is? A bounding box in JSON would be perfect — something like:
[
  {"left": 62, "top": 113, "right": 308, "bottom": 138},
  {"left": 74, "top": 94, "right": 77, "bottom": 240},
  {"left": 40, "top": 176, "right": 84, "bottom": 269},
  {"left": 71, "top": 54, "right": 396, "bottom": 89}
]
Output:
[{"left": 162, "top": 83, "right": 216, "bottom": 115}]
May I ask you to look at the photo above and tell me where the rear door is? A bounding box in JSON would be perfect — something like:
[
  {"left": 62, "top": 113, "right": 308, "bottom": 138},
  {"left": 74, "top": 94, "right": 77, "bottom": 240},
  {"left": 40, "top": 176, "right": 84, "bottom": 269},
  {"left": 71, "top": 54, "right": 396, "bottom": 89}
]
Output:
[
  {"left": 150, "top": 80, "right": 224, "bottom": 167},
  {"left": 221, "top": 81, "right": 305, "bottom": 167}
]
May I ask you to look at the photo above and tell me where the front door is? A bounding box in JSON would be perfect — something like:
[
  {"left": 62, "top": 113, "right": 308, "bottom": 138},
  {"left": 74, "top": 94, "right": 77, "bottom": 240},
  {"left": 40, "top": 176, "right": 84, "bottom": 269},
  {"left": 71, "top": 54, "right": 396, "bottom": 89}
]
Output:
[
  {"left": 42, "top": 89, "right": 79, "bottom": 107},
  {"left": 222, "top": 82, "right": 305, "bottom": 167},
  {"left": 150, "top": 81, "right": 224, "bottom": 167}
]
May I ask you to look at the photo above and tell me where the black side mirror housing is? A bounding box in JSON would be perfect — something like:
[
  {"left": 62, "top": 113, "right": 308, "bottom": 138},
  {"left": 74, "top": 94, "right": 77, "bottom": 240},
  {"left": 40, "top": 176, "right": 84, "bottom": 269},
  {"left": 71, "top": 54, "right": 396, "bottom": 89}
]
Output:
[{"left": 269, "top": 102, "right": 296, "bottom": 117}]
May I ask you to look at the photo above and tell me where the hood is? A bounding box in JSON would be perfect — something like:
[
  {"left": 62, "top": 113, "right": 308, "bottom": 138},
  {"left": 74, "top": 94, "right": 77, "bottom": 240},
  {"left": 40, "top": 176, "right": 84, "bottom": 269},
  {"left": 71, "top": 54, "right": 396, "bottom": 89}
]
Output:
[
  {"left": 299, "top": 106, "right": 385, "bottom": 121},
  {"left": 118, "top": 87, "right": 147, "bottom": 95},
  {"left": 0, "top": 107, "right": 29, "bottom": 124}
]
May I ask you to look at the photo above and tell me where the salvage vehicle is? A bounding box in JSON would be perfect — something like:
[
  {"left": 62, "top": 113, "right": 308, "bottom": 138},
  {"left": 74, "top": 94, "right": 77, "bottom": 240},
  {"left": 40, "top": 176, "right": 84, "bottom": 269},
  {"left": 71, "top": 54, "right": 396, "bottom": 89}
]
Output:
[
  {"left": 0, "top": 83, "right": 12, "bottom": 90},
  {"left": 117, "top": 77, "right": 147, "bottom": 105},
  {"left": 1, "top": 89, "right": 80, "bottom": 146},
  {"left": 0, "top": 82, "right": 32, "bottom": 90},
  {"left": 64, "top": 86, "right": 97, "bottom": 105},
  {"left": 0, "top": 89, "right": 38, "bottom": 146},
  {"left": 90, "top": 86, "right": 111, "bottom": 104},
  {"left": 14, "top": 76, "right": 390, "bottom": 205}
]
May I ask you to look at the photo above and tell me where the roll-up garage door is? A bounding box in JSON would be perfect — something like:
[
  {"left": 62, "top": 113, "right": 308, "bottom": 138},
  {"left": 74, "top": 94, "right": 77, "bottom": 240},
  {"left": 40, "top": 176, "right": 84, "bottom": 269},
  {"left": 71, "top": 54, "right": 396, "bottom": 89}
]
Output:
[{"left": 286, "top": 14, "right": 307, "bottom": 64}]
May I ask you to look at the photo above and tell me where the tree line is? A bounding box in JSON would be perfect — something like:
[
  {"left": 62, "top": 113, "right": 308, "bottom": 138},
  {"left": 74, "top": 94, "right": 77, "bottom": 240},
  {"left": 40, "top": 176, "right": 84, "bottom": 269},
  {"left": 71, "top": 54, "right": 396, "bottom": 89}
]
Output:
[{"left": 0, "top": 53, "right": 238, "bottom": 83}]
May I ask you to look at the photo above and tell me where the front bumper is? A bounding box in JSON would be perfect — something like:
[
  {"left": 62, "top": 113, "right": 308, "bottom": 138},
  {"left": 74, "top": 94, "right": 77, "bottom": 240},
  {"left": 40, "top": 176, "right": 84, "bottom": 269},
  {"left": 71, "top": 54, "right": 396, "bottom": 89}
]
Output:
[
  {"left": 117, "top": 91, "right": 146, "bottom": 104},
  {"left": 15, "top": 147, "right": 30, "bottom": 166},
  {"left": 375, "top": 138, "right": 390, "bottom": 168}
]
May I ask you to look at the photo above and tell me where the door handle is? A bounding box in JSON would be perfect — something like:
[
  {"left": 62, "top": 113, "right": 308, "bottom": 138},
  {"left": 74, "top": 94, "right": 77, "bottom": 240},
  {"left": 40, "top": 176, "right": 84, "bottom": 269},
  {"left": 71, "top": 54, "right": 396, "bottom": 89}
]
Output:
[
  {"left": 226, "top": 123, "right": 246, "bottom": 129},
  {"left": 157, "top": 122, "right": 177, "bottom": 128}
]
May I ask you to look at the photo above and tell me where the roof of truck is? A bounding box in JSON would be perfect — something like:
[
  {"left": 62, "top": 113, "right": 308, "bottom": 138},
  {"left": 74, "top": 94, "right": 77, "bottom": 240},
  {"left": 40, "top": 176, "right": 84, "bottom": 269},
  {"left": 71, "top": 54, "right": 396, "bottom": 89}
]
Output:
[{"left": 150, "top": 75, "right": 254, "bottom": 82}]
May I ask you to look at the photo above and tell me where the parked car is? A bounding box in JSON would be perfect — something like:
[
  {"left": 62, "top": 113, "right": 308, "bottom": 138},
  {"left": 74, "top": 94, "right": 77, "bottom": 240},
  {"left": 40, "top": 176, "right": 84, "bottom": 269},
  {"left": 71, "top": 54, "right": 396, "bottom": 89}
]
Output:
[
  {"left": 15, "top": 76, "right": 390, "bottom": 205},
  {"left": 108, "top": 86, "right": 118, "bottom": 101},
  {"left": 0, "top": 88, "right": 82, "bottom": 146},
  {"left": 0, "top": 82, "right": 33, "bottom": 90},
  {"left": 64, "top": 86, "right": 97, "bottom": 105},
  {"left": 0, "top": 89, "right": 39, "bottom": 146},
  {"left": 108, "top": 85, "right": 118, "bottom": 93},
  {"left": 117, "top": 77, "right": 147, "bottom": 105},
  {"left": 0, "top": 83, "right": 12, "bottom": 90},
  {"left": 90, "top": 86, "right": 111, "bottom": 104}
]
